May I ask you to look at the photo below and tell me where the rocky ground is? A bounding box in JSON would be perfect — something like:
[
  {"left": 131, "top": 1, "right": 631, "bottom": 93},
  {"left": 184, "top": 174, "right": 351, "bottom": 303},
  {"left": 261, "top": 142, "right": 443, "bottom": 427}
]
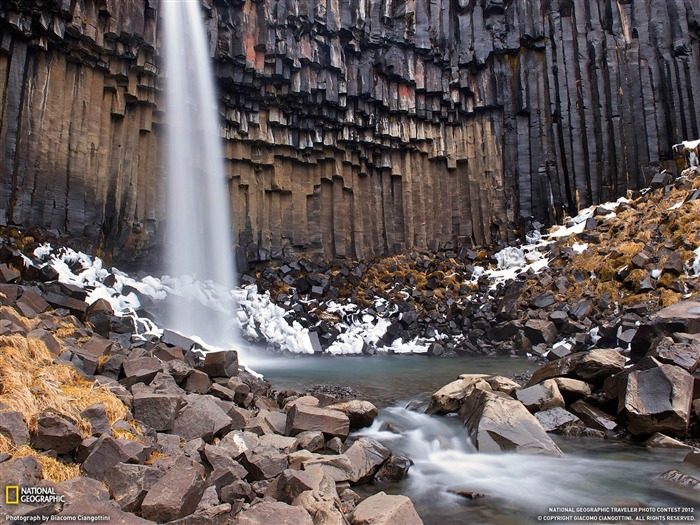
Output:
[{"left": 0, "top": 162, "right": 699, "bottom": 522}]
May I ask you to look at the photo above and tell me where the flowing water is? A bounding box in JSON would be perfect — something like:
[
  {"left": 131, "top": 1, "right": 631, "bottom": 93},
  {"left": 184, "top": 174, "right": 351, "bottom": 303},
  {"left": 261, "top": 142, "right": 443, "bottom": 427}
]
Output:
[
  {"left": 259, "top": 355, "right": 699, "bottom": 525},
  {"left": 162, "top": 0, "right": 236, "bottom": 346}
]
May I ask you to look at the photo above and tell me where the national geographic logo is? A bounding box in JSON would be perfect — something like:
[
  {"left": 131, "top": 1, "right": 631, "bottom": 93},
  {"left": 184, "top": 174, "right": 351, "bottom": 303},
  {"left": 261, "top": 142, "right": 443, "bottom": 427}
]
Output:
[{"left": 4, "top": 486, "right": 65, "bottom": 505}]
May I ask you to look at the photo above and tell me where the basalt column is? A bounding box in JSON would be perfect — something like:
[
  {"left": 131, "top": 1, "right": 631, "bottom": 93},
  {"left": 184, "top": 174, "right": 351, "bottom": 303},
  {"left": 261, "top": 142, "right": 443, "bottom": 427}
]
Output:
[{"left": 1, "top": 0, "right": 699, "bottom": 264}]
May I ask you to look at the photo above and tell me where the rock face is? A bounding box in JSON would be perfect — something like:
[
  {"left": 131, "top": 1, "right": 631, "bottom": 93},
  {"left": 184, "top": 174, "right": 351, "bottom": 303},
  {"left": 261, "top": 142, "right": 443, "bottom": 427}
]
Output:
[{"left": 1, "top": 1, "right": 698, "bottom": 263}]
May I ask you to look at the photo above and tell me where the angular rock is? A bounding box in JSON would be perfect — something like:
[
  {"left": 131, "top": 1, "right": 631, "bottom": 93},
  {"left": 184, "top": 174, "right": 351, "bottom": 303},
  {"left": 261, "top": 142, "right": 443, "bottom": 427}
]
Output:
[
  {"left": 514, "top": 380, "right": 565, "bottom": 413},
  {"left": 258, "top": 434, "right": 298, "bottom": 453},
  {"left": 133, "top": 392, "right": 181, "bottom": 432},
  {"left": 238, "top": 500, "right": 313, "bottom": 525},
  {"left": 121, "top": 357, "right": 163, "bottom": 388},
  {"left": 569, "top": 400, "right": 617, "bottom": 432},
  {"left": 0, "top": 410, "right": 30, "bottom": 445},
  {"left": 426, "top": 375, "right": 491, "bottom": 414},
  {"left": 658, "top": 469, "right": 700, "bottom": 494},
  {"left": 535, "top": 407, "right": 582, "bottom": 432},
  {"left": 345, "top": 437, "right": 391, "bottom": 484},
  {"left": 241, "top": 446, "right": 289, "bottom": 481},
  {"left": 172, "top": 395, "right": 232, "bottom": 442},
  {"left": 295, "top": 431, "right": 325, "bottom": 452},
  {"left": 80, "top": 403, "right": 111, "bottom": 437},
  {"left": 140, "top": 464, "right": 207, "bottom": 523},
  {"left": 293, "top": 489, "right": 346, "bottom": 525},
  {"left": 182, "top": 369, "right": 212, "bottom": 394},
  {"left": 373, "top": 453, "right": 412, "bottom": 484},
  {"left": 459, "top": 389, "right": 563, "bottom": 456},
  {"left": 326, "top": 400, "right": 378, "bottom": 430},
  {"left": 32, "top": 414, "right": 82, "bottom": 455},
  {"left": 197, "top": 350, "right": 239, "bottom": 378},
  {"left": 82, "top": 436, "right": 144, "bottom": 480},
  {"left": 0, "top": 456, "right": 42, "bottom": 487},
  {"left": 58, "top": 476, "right": 111, "bottom": 502},
  {"left": 552, "top": 378, "right": 592, "bottom": 400},
  {"left": 524, "top": 319, "right": 558, "bottom": 345},
  {"left": 286, "top": 405, "right": 350, "bottom": 439},
  {"left": 102, "top": 463, "right": 165, "bottom": 512},
  {"left": 349, "top": 492, "right": 423, "bottom": 525},
  {"left": 623, "top": 364, "right": 694, "bottom": 436},
  {"left": 218, "top": 430, "right": 259, "bottom": 459},
  {"left": 528, "top": 349, "right": 626, "bottom": 386},
  {"left": 644, "top": 433, "right": 693, "bottom": 449},
  {"left": 649, "top": 338, "right": 700, "bottom": 373}
]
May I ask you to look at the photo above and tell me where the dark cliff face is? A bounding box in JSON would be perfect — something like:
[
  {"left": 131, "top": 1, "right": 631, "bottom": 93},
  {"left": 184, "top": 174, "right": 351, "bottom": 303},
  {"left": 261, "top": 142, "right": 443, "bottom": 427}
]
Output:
[{"left": 1, "top": 0, "right": 699, "bottom": 264}]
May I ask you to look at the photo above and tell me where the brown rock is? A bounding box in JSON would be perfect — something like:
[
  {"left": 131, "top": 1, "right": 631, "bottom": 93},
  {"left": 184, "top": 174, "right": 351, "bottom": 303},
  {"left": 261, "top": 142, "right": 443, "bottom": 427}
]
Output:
[{"left": 286, "top": 405, "right": 350, "bottom": 439}]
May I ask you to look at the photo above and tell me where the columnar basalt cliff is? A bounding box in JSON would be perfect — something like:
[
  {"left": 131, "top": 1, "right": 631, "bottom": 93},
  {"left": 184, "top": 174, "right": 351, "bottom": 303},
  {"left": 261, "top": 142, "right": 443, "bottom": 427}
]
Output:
[{"left": 1, "top": 0, "right": 699, "bottom": 264}]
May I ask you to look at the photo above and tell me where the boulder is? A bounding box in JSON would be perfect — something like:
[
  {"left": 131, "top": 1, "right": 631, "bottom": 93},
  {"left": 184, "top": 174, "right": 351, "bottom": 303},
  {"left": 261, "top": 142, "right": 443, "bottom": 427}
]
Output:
[
  {"left": 644, "top": 433, "right": 693, "bottom": 449},
  {"left": 102, "top": 463, "right": 165, "bottom": 512},
  {"left": 218, "top": 430, "right": 259, "bottom": 458},
  {"left": 258, "top": 434, "right": 298, "bottom": 453},
  {"left": 326, "top": 400, "right": 378, "bottom": 430},
  {"left": 121, "top": 357, "right": 163, "bottom": 388},
  {"left": 182, "top": 369, "right": 213, "bottom": 393},
  {"left": 0, "top": 456, "right": 42, "bottom": 487},
  {"left": 569, "top": 400, "right": 617, "bottom": 432},
  {"left": 58, "top": 476, "right": 111, "bottom": 502},
  {"left": 0, "top": 410, "right": 30, "bottom": 445},
  {"left": 141, "top": 464, "right": 207, "bottom": 523},
  {"left": 459, "top": 389, "right": 563, "bottom": 456},
  {"left": 172, "top": 395, "right": 232, "bottom": 442},
  {"left": 286, "top": 405, "right": 350, "bottom": 439},
  {"left": 302, "top": 453, "right": 355, "bottom": 483},
  {"left": 197, "top": 350, "right": 239, "bottom": 378},
  {"left": 652, "top": 300, "right": 700, "bottom": 334},
  {"left": 241, "top": 446, "right": 289, "bottom": 481},
  {"left": 81, "top": 436, "right": 145, "bottom": 480},
  {"left": 345, "top": 437, "right": 391, "bottom": 484},
  {"left": 528, "top": 349, "right": 626, "bottom": 386},
  {"left": 622, "top": 364, "right": 693, "bottom": 436},
  {"left": 535, "top": 407, "right": 582, "bottom": 432},
  {"left": 238, "top": 500, "right": 314, "bottom": 525},
  {"left": 219, "top": 479, "right": 254, "bottom": 503},
  {"left": 80, "top": 403, "right": 111, "bottom": 437},
  {"left": 552, "top": 378, "right": 592, "bottom": 400},
  {"left": 373, "top": 453, "right": 412, "bottom": 483},
  {"left": 524, "top": 319, "right": 558, "bottom": 345},
  {"left": 32, "top": 414, "right": 82, "bottom": 454},
  {"left": 658, "top": 469, "right": 700, "bottom": 494},
  {"left": 133, "top": 392, "right": 181, "bottom": 432},
  {"left": 295, "top": 431, "right": 325, "bottom": 452},
  {"left": 426, "top": 376, "right": 491, "bottom": 414},
  {"left": 349, "top": 492, "right": 423, "bottom": 525},
  {"left": 649, "top": 338, "right": 700, "bottom": 373},
  {"left": 484, "top": 376, "right": 522, "bottom": 395},
  {"left": 293, "top": 490, "right": 347, "bottom": 525},
  {"left": 514, "top": 380, "right": 565, "bottom": 412}
]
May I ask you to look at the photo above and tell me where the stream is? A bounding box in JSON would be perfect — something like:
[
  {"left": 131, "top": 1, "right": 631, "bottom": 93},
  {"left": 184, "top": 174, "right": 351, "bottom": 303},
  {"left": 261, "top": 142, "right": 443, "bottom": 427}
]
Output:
[{"left": 255, "top": 355, "right": 699, "bottom": 525}]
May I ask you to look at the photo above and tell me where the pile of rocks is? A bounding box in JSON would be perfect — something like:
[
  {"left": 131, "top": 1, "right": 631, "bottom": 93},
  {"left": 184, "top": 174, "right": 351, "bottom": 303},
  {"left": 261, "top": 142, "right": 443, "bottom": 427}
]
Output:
[
  {"left": 428, "top": 311, "right": 700, "bottom": 480},
  {"left": 0, "top": 280, "right": 421, "bottom": 524}
]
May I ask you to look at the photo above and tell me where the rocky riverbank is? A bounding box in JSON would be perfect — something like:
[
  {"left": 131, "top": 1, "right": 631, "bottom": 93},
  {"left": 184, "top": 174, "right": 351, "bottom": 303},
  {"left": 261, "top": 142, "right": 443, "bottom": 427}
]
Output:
[{"left": 0, "top": 155, "right": 699, "bottom": 522}]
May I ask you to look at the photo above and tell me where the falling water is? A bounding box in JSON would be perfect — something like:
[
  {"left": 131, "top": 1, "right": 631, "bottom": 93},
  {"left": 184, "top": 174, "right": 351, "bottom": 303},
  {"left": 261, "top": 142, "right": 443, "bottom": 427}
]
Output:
[{"left": 162, "top": 0, "right": 236, "bottom": 346}]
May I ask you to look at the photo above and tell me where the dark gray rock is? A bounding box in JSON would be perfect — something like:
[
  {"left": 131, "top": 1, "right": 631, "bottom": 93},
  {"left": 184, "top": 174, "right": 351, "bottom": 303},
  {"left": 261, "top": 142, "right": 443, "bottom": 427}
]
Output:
[
  {"left": 0, "top": 410, "right": 30, "bottom": 445},
  {"left": 32, "top": 414, "right": 82, "bottom": 455},
  {"left": 197, "top": 350, "right": 238, "bottom": 378},
  {"left": 133, "top": 392, "right": 181, "bottom": 432},
  {"left": 172, "top": 395, "right": 232, "bottom": 442},
  {"left": 141, "top": 464, "right": 207, "bottom": 523}
]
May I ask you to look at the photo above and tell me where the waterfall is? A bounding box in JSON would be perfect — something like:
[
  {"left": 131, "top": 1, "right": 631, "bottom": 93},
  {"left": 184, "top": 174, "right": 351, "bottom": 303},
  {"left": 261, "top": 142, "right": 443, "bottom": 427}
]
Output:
[{"left": 162, "top": 0, "right": 236, "bottom": 347}]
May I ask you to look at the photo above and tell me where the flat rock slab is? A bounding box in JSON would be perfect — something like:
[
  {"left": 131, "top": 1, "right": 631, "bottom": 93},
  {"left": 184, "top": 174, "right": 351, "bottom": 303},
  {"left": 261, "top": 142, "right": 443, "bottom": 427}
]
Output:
[
  {"left": 514, "top": 379, "right": 565, "bottom": 413},
  {"left": 535, "top": 407, "right": 582, "bottom": 432},
  {"left": 285, "top": 404, "right": 350, "bottom": 439},
  {"left": 459, "top": 389, "right": 563, "bottom": 456},
  {"left": 327, "top": 400, "right": 378, "bottom": 430},
  {"left": 0, "top": 410, "right": 30, "bottom": 445},
  {"left": 237, "top": 500, "right": 314, "bottom": 525},
  {"left": 350, "top": 491, "right": 424, "bottom": 525},
  {"left": 426, "top": 376, "right": 491, "bottom": 414}
]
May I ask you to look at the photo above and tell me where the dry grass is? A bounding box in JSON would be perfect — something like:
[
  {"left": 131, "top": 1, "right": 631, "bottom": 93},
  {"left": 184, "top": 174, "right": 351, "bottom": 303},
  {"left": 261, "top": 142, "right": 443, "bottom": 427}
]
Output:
[
  {"left": 0, "top": 335, "right": 128, "bottom": 435},
  {"left": 0, "top": 434, "right": 79, "bottom": 483}
]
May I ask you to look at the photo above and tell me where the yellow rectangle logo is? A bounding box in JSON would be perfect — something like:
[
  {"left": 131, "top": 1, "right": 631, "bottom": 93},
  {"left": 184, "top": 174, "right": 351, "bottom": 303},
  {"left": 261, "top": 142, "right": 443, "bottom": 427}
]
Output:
[{"left": 5, "top": 485, "right": 19, "bottom": 504}]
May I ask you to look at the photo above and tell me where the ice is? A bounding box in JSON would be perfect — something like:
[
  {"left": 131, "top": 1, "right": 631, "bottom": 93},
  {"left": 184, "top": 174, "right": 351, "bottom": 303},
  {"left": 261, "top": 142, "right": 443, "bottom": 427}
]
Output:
[
  {"left": 572, "top": 242, "right": 588, "bottom": 254},
  {"left": 669, "top": 201, "right": 684, "bottom": 210},
  {"left": 495, "top": 247, "right": 526, "bottom": 269}
]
